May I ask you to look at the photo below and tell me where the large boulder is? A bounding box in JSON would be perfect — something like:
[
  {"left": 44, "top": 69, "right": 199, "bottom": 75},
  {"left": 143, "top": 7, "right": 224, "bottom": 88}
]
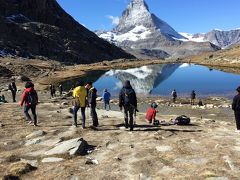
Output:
[{"left": 45, "top": 138, "right": 87, "bottom": 156}]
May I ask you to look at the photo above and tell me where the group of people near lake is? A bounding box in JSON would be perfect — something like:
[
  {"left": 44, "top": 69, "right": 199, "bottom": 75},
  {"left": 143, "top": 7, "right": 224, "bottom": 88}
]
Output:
[
  {"left": 2, "top": 79, "right": 240, "bottom": 133},
  {"left": 171, "top": 89, "right": 197, "bottom": 105}
]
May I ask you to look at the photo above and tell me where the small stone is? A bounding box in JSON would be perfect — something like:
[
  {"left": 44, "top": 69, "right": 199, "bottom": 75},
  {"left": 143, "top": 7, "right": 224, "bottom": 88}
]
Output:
[
  {"left": 26, "top": 130, "right": 46, "bottom": 139},
  {"left": 61, "top": 102, "right": 68, "bottom": 106},
  {"left": 156, "top": 146, "right": 173, "bottom": 152},
  {"left": 85, "top": 157, "right": 98, "bottom": 165},
  {"left": 42, "top": 157, "right": 64, "bottom": 163}
]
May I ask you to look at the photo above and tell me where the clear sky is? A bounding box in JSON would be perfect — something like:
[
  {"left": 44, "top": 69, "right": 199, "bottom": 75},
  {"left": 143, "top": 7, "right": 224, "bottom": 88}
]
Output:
[{"left": 57, "top": 0, "right": 240, "bottom": 33}]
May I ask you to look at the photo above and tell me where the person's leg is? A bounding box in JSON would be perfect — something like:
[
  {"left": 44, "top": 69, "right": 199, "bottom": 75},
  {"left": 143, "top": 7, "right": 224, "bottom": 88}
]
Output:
[
  {"left": 24, "top": 105, "right": 32, "bottom": 122},
  {"left": 124, "top": 106, "right": 129, "bottom": 128},
  {"left": 129, "top": 107, "right": 134, "bottom": 131},
  {"left": 91, "top": 105, "right": 98, "bottom": 127},
  {"left": 73, "top": 106, "right": 80, "bottom": 127},
  {"left": 30, "top": 105, "right": 37, "bottom": 126},
  {"left": 81, "top": 107, "right": 86, "bottom": 128},
  {"left": 104, "top": 101, "right": 107, "bottom": 110},
  {"left": 235, "top": 112, "right": 240, "bottom": 130},
  {"left": 108, "top": 101, "right": 111, "bottom": 110}
]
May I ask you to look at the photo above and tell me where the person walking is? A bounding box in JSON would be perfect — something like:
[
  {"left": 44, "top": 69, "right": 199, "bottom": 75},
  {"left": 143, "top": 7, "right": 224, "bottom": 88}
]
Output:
[
  {"left": 20, "top": 82, "right": 38, "bottom": 126},
  {"left": 119, "top": 80, "right": 137, "bottom": 131},
  {"left": 232, "top": 86, "right": 240, "bottom": 133},
  {"left": 171, "top": 89, "right": 177, "bottom": 103},
  {"left": 190, "top": 90, "right": 196, "bottom": 105},
  {"left": 72, "top": 81, "right": 87, "bottom": 128},
  {"left": 86, "top": 82, "right": 99, "bottom": 127},
  {"left": 8, "top": 80, "right": 17, "bottom": 102},
  {"left": 59, "top": 84, "right": 63, "bottom": 96},
  {"left": 49, "top": 84, "right": 56, "bottom": 98},
  {"left": 102, "top": 89, "right": 111, "bottom": 110}
]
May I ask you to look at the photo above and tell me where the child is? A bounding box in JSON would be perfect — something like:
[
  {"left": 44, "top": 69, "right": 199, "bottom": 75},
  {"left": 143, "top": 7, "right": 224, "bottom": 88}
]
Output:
[{"left": 146, "top": 102, "right": 158, "bottom": 124}]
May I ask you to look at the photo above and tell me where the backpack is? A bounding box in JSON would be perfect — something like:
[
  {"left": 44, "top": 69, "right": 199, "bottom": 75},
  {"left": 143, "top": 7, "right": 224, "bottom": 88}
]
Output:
[
  {"left": 27, "top": 90, "right": 38, "bottom": 105},
  {"left": 124, "top": 88, "right": 134, "bottom": 106},
  {"left": 153, "top": 120, "right": 160, "bottom": 126},
  {"left": 175, "top": 115, "right": 190, "bottom": 125}
]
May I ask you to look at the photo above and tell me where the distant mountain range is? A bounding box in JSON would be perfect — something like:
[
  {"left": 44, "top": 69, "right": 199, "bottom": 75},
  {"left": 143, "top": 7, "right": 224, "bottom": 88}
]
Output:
[
  {"left": 97, "top": 0, "right": 239, "bottom": 59},
  {"left": 0, "top": 0, "right": 134, "bottom": 64}
]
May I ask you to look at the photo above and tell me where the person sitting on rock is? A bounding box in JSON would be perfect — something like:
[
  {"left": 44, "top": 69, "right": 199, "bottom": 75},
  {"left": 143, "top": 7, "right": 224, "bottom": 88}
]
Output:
[{"left": 146, "top": 102, "right": 158, "bottom": 124}]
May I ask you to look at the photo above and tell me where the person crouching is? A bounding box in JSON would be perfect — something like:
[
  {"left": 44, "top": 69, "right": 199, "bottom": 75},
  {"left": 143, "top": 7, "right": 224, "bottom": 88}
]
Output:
[{"left": 146, "top": 102, "right": 158, "bottom": 124}]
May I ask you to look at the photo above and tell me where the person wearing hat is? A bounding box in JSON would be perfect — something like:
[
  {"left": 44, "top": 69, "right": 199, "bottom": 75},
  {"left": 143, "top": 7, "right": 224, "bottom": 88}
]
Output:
[
  {"left": 102, "top": 88, "right": 111, "bottom": 111},
  {"left": 232, "top": 86, "right": 240, "bottom": 133},
  {"left": 146, "top": 102, "right": 158, "bottom": 124},
  {"left": 119, "top": 80, "right": 137, "bottom": 131}
]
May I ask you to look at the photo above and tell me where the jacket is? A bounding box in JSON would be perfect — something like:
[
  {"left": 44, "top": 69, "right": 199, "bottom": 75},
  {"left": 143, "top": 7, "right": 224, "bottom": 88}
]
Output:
[
  {"left": 232, "top": 94, "right": 240, "bottom": 112},
  {"left": 20, "top": 87, "right": 38, "bottom": 106},
  {"left": 102, "top": 91, "right": 111, "bottom": 102},
  {"left": 73, "top": 86, "right": 87, "bottom": 107},
  {"left": 146, "top": 108, "right": 157, "bottom": 121},
  {"left": 9, "top": 82, "right": 17, "bottom": 92},
  {"left": 119, "top": 85, "right": 137, "bottom": 108},
  {"left": 88, "top": 87, "right": 97, "bottom": 106}
]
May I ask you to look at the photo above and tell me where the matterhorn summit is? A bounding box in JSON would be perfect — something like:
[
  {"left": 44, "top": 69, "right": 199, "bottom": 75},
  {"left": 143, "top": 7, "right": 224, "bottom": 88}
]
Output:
[{"left": 96, "top": 0, "right": 220, "bottom": 59}]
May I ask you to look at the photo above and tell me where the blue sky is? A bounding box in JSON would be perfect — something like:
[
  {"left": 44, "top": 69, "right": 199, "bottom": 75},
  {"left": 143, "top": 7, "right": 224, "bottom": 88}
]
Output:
[{"left": 57, "top": 0, "right": 240, "bottom": 33}]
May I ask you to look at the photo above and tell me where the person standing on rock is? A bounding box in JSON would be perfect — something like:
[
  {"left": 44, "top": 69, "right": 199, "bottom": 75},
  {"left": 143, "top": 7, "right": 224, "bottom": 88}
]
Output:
[
  {"left": 190, "top": 90, "right": 196, "bottom": 105},
  {"left": 232, "top": 86, "right": 240, "bottom": 133},
  {"left": 72, "top": 81, "right": 87, "bottom": 128},
  {"left": 20, "top": 82, "right": 38, "bottom": 126},
  {"left": 171, "top": 89, "right": 177, "bottom": 103},
  {"left": 49, "top": 84, "right": 56, "bottom": 98},
  {"left": 59, "top": 84, "right": 63, "bottom": 96},
  {"left": 8, "top": 80, "right": 17, "bottom": 102},
  {"left": 119, "top": 80, "right": 137, "bottom": 131},
  {"left": 86, "top": 82, "right": 99, "bottom": 127},
  {"left": 102, "top": 88, "right": 111, "bottom": 111}
]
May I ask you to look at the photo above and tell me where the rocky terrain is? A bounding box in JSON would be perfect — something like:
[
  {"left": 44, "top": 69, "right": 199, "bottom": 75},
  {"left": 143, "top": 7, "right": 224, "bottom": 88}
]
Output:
[
  {"left": 0, "top": 86, "right": 239, "bottom": 179},
  {"left": 0, "top": 0, "right": 134, "bottom": 64}
]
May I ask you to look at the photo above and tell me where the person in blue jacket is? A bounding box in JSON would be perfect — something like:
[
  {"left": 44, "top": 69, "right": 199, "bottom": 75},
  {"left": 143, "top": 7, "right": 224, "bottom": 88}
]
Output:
[{"left": 102, "top": 89, "right": 111, "bottom": 110}]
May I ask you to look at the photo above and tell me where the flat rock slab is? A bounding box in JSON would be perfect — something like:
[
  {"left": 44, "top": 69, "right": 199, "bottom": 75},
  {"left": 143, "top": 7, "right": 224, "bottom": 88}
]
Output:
[
  {"left": 26, "top": 130, "right": 46, "bottom": 139},
  {"left": 25, "top": 137, "right": 45, "bottom": 146},
  {"left": 155, "top": 146, "right": 173, "bottom": 152},
  {"left": 42, "top": 157, "right": 64, "bottom": 163},
  {"left": 45, "top": 138, "right": 87, "bottom": 156}
]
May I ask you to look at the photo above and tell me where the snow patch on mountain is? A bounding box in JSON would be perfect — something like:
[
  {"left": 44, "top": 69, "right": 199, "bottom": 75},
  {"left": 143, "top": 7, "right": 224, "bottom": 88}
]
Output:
[
  {"left": 99, "top": 25, "right": 151, "bottom": 42},
  {"left": 179, "top": 33, "right": 206, "bottom": 42}
]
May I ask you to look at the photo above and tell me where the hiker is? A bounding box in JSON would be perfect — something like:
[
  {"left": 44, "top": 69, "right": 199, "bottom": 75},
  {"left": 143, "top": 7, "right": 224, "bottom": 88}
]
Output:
[
  {"left": 59, "top": 84, "right": 63, "bottom": 96},
  {"left": 146, "top": 102, "right": 158, "bottom": 124},
  {"left": 8, "top": 80, "right": 17, "bottom": 102},
  {"left": 171, "top": 89, "right": 177, "bottom": 103},
  {"left": 198, "top": 99, "right": 203, "bottom": 106},
  {"left": 72, "top": 81, "right": 87, "bottom": 128},
  {"left": 49, "top": 84, "right": 56, "bottom": 98},
  {"left": 0, "top": 91, "right": 6, "bottom": 103},
  {"left": 190, "top": 90, "right": 196, "bottom": 105},
  {"left": 86, "top": 82, "right": 99, "bottom": 127},
  {"left": 119, "top": 80, "right": 137, "bottom": 131},
  {"left": 232, "top": 86, "right": 240, "bottom": 133},
  {"left": 102, "top": 88, "right": 111, "bottom": 110},
  {"left": 20, "top": 82, "right": 38, "bottom": 126}
]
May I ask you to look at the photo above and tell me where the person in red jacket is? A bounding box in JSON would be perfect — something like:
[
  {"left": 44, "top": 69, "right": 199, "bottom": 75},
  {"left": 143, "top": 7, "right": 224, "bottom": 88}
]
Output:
[
  {"left": 20, "top": 82, "right": 38, "bottom": 126},
  {"left": 146, "top": 102, "right": 158, "bottom": 124}
]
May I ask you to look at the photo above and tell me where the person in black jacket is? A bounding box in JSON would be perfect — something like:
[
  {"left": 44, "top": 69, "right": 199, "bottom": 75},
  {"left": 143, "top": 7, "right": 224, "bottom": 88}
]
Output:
[
  {"left": 8, "top": 80, "right": 17, "bottom": 102},
  {"left": 232, "top": 86, "right": 240, "bottom": 132},
  {"left": 86, "top": 82, "right": 99, "bottom": 127},
  {"left": 119, "top": 80, "right": 137, "bottom": 131}
]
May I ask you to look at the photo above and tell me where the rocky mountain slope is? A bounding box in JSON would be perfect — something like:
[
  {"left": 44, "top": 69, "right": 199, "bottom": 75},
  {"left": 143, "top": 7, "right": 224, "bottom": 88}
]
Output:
[
  {"left": 0, "top": 0, "right": 134, "bottom": 64},
  {"left": 181, "top": 29, "right": 240, "bottom": 48},
  {"left": 97, "top": 0, "right": 220, "bottom": 59}
]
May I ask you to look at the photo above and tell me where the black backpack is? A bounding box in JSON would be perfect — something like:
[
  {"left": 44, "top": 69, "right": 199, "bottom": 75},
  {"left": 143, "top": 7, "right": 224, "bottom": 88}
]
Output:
[
  {"left": 27, "top": 90, "right": 38, "bottom": 105},
  {"left": 175, "top": 115, "right": 190, "bottom": 125},
  {"left": 124, "top": 88, "right": 135, "bottom": 106}
]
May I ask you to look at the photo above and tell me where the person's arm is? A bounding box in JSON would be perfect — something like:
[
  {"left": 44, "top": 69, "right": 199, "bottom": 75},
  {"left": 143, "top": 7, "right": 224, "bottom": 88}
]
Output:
[
  {"left": 232, "top": 96, "right": 237, "bottom": 111},
  {"left": 133, "top": 90, "right": 137, "bottom": 108},
  {"left": 119, "top": 89, "right": 123, "bottom": 110},
  {"left": 20, "top": 90, "right": 27, "bottom": 106}
]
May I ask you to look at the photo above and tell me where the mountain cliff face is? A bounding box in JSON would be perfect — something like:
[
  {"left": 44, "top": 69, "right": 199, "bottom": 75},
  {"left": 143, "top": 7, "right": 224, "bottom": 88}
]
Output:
[
  {"left": 97, "top": 0, "right": 219, "bottom": 59},
  {"left": 0, "top": 0, "right": 134, "bottom": 64}
]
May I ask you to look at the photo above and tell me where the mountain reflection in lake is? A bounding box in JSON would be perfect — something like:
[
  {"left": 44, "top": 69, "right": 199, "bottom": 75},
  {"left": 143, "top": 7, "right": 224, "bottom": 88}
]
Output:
[{"left": 65, "top": 64, "right": 240, "bottom": 98}]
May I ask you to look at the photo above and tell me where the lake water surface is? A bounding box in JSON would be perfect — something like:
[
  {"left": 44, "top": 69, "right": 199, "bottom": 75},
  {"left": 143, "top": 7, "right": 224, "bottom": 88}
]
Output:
[{"left": 64, "top": 63, "right": 240, "bottom": 98}]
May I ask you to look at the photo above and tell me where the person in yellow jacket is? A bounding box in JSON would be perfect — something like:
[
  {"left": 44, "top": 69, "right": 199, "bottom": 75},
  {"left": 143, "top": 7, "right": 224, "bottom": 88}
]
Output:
[{"left": 72, "top": 81, "right": 87, "bottom": 128}]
